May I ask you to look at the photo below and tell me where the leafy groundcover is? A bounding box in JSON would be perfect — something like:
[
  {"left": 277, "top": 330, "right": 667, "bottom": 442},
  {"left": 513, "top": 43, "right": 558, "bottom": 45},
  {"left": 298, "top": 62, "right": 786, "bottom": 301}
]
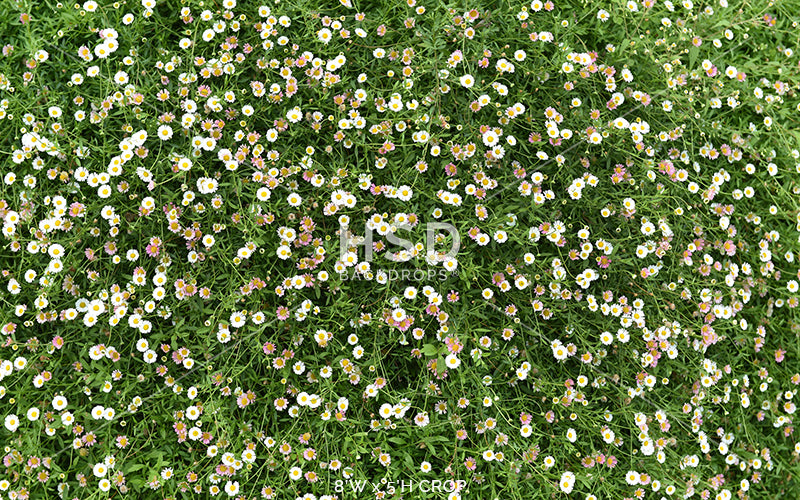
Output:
[{"left": 1, "top": 0, "right": 800, "bottom": 498}]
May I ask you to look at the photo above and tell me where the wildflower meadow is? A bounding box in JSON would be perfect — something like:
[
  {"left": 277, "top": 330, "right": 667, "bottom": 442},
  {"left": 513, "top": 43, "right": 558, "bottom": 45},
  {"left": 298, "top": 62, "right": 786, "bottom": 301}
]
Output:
[{"left": 1, "top": 0, "right": 800, "bottom": 498}]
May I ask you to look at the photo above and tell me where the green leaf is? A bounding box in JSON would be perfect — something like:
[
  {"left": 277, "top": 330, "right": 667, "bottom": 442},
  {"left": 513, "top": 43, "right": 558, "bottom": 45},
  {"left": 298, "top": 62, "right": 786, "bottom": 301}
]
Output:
[
  {"left": 403, "top": 453, "right": 414, "bottom": 470},
  {"left": 421, "top": 343, "right": 439, "bottom": 357},
  {"left": 436, "top": 354, "right": 445, "bottom": 376},
  {"left": 689, "top": 45, "right": 699, "bottom": 68},
  {"left": 126, "top": 463, "right": 145, "bottom": 473}
]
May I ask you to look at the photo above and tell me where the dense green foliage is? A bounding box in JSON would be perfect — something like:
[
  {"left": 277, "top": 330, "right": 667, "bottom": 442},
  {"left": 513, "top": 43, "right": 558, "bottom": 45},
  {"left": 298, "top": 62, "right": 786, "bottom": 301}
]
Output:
[{"left": 1, "top": 0, "right": 800, "bottom": 498}]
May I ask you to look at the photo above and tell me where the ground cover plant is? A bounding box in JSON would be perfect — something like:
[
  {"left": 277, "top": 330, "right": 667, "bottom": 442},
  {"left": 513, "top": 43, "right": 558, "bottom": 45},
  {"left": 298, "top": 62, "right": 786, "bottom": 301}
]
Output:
[{"left": 1, "top": 0, "right": 800, "bottom": 498}]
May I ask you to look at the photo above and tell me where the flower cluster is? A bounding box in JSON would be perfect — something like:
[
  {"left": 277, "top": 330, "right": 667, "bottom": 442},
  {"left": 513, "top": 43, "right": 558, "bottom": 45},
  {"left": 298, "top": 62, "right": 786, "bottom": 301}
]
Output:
[{"left": 0, "top": 0, "right": 799, "bottom": 498}]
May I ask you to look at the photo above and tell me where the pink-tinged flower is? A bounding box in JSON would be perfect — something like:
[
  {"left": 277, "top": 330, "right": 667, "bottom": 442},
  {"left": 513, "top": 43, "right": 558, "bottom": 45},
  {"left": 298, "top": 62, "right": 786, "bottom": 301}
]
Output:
[
  {"left": 545, "top": 410, "right": 555, "bottom": 423},
  {"left": 236, "top": 391, "right": 255, "bottom": 408},
  {"left": 69, "top": 202, "right": 85, "bottom": 217},
  {"left": 85, "top": 248, "right": 96, "bottom": 261},
  {"left": 464, "top": 457, "right": 477, "bottom": 470},
  {"left": 116, "top": 435, "right": 129, "bottom": 448},
  {"left": 775, "top": 349, "right": 786, "bottom": 363},
  {"left": 276, "top": 306, "right": 290, "bottom": 320},
  {"left": 145, "top": 243, "right": 160, "bottom": 258}
]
